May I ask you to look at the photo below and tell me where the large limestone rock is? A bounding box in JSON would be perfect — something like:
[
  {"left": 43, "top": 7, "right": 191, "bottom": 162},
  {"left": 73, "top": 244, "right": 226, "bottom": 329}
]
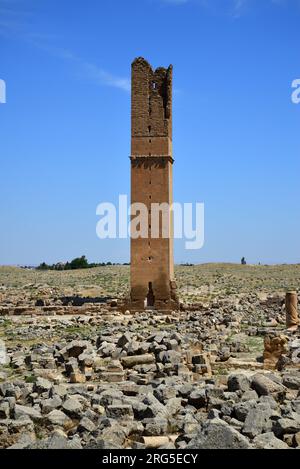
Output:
[
  {"left": 187, "top": 418, "right": 252, "bottom": 449},
  {"left": 253, "top": 432, "right": 289, "bottom": 449}
]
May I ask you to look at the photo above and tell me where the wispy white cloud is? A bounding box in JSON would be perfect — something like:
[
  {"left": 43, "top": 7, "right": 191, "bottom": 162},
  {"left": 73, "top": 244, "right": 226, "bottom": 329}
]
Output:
[
  {"left": 158, "top": 0, "right": 300, "bottom": 15},
  {"left": 80, "top": 62, "right": 130, "bottom": 92},
  {"left": 231, "top": 0, "right": 249, "bottom": 18},
  {"left": 0, "top": 0, "right": 130, "bottom": 93}
]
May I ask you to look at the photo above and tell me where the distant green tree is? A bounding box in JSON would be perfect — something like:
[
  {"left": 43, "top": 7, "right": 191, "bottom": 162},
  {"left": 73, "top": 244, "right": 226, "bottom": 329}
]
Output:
[
  {"left": 69, "top": 255, "right": 89, "bottom": 270},
  {"left": 36, "top": 256, "right": 115, "bottom": 271},
  {"left": 36, "top": 262, "right": 49, "bottom": 270}
]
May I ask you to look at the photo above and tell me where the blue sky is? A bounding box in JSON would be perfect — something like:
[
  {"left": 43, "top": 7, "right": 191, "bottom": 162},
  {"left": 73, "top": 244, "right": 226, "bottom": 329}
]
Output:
[{"left": 0, "top": 0, "right": 299, "bottom": 265}]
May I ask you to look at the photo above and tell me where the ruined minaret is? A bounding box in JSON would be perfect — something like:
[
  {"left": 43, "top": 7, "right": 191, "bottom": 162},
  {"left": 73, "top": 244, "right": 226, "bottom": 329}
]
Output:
[{"left": 129, "top": 57, "right": 179, "bottom": 311}]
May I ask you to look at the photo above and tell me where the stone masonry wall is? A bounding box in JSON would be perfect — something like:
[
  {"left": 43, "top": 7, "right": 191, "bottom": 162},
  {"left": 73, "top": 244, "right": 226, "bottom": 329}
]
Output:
[{"left": 129, "top": 57, "right": 178, "bottom": 311}]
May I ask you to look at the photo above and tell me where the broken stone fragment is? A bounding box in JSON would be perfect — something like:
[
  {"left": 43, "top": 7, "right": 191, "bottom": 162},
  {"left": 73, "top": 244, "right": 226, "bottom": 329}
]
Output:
[
  {"left": 251, "top": 373, "right": 286, "bottom": 402},
  {"left": 69, "top": 372, "right": 86, "bottom": 384},
  {"left": 158, "top": 350, "right": 181, "bottom": 365},
  {"left": 45, "top": 409, "right": 73, "bottom": 430},
  {"left": 187, "top": 418, "right": 252, "bottom": 449},
  {"left": 0, "top": 401, "right": 10, "bottom": 419},
  {"left": 263, "top": 334, "right": 288, "bottom": 370},
  {"left": 242, "top": 402, "right": 273, "bottom": 438},
  {"left": 14, "top": 404, "right": 42, "bottom": 423},
  {"left": 60, "top": 340, "right": 90, "bottom": 359},
  {"left": 99, "top": 371, "right": 125, "bottom": 383},
  {"left": 143, "top": 417, "right": 168, "bottom": 436},
  {"left": 33, "top": 377, "right": 52, "bottom": 394},
  {"left": 62, "top": 397, "right": 83, "bottom": 419},
  {"left": 116, "top": 332, "right": 132, "bottom": 348},
  {"left": 106, "top": 404, "right": 134, "bottom": 420},
  {"left": 40, "top": 396, "right": 62, "bottom": 414},
  {"left": 282, "top": 373, "right": 300, "bottom": 390},
  {"left": 227, "top": 373, "right": 251, "bottom": 393},
  {"left": 253, "top": 432, "right": 289, "bottom": 449},
  {"left": 188, "top": 389, "right": 207, "bottom": 409},
  {"left": 273, "top": 416, "right": 300, "bottom": 437},
  {"left": 0, "top": 340, "right": 9, "bottom": 366},
  {"left": 121, "top": 354, "right": 155, "bottom": 368},
  {"left": 77, "top": 416, "right": 96, "bottom": 433}
]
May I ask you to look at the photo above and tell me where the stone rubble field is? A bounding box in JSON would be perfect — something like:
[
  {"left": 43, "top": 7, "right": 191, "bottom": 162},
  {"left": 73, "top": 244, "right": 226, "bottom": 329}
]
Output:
[{"left": 0, "top": 264, "right": 300, "bottom": 449}]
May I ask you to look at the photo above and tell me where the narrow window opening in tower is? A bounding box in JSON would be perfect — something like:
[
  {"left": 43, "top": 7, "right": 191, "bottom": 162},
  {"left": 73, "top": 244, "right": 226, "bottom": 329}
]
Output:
[
  {"left": 152, "top": 82, "right": 156, "bottom": 90},
  {"left": 148, "top": 126, "right": 151, "bottom": 133},
  {"left": 146, "top": 282, "right": 155, "bottom": 307},
  {"left": 149, "top": 139, "right": 151, "bottom": 143}
]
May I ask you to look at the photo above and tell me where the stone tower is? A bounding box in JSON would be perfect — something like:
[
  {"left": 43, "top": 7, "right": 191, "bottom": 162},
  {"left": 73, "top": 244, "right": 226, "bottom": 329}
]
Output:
[{"left": 129, "top": 57, "right": 179, "bottom": 311}]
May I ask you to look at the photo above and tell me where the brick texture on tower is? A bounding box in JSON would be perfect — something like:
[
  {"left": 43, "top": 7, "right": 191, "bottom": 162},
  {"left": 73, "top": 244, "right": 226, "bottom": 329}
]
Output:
[{"left": 128, "top": 57, "right": 179, "bottom": 311}]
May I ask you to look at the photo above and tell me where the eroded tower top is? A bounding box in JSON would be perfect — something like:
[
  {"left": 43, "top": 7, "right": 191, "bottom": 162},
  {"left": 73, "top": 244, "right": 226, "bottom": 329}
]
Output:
[{"left": 131, "top": 57, "right": 172, "bottom": 139}]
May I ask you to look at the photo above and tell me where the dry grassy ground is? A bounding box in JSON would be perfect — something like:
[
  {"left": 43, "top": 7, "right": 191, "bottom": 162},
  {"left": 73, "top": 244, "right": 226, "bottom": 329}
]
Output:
[{"left": 0, "top": 263, "right": 299, "bottom": 304}]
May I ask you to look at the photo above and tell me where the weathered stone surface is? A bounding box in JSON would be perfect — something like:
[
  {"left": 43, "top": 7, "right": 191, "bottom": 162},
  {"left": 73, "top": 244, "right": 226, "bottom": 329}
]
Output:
[
  {"left": 263, "top": 334, "right": 288, "bottom": 370},
  {"left": 78, "top": 416, "right": 96, "bottom": 433},
  {"left": 14, "top": 405, "right": 42, "bottom": 422},
  {"left": 143, "top": 418, "right": 168, "bottom": 436},
  {"left": 187, "top": 418, "right": 252, "bottom": 449},
  {"left": 50, "top": 384, "right": 68, "bottom": 398},
  {"left": 121, "top": 354, "right": 155, "bottom": 368},
  {"left": 233, "top": 400, "right": 257, "bottom": 422},
  {"left": 158, "top": 350, "right": 181, "bottom": 365},
  {"left": 0, "top": 340, "right": 9, "bottom": 365},
  {"left": 34, "top": 377, "right": 52, "bottom": 394},
  {"left": 273, "top": 417, "right": 300, "bottom": 437},
  {"left": 0, "top": 402, "right": 10, "bottom": 419},
  {"left": 227, "top": 373, "right": 250, "bottom": 393},
  {"left": 41, "top": 396, "right": 62, "bottom": 414},
  {"left": 251, "top": 374, "right": 286, "bottom": 401},
  {"left": 30, "top": 431, "right": 82, "bottom": 449},
  {"left": 62, "top": 397, "right": 83, "bottom": 419},
  {"left": 45, "top": 410, "right": 73, "bottom": 429},
  {"left": 106, "top": 405, "right": 134, "bottom": 420},
  {"left": 242, "top": 403, "right": 272, "bottom": 438},
  {"left": 7, "top": 432, "right": 36, "bottom": 449},
  {"left": 253, "top": 432, "right": 289, "bottom": 449},
  {"left": 282, "top": 374, "right": 300, "bottom": 390},
  {"left": 61, "top": 340, "right": 90, "bottom": 359},
  {"left": 293, "top": 432, "right": 300, "bottom": 447},
  {"left": 188, "top": 389, "right": 207, "bottom": 409},
  {"left": 69, "top": 372, "right": 86, "bottom": 384},
  {"left": 117, "top": 333, "right": 132, "bottom": 348}
]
